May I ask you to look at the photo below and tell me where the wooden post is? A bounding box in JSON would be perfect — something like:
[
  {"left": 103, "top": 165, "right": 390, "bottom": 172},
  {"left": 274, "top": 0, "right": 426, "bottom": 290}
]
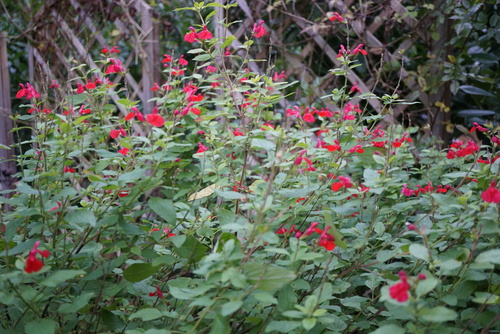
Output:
[
  {"left": 141, "top": 3, "right": 160, "bottom": 115},
  {"left": 0, "top": 32, "right": 16, "bottom": 198}
]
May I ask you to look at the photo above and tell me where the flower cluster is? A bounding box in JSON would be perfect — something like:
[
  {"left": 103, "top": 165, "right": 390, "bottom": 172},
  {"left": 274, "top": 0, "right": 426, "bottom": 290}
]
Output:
[
  {"left": 337, "top": 44, "right": 367, "bottom": 58},
  {"left": 331, "top": 176, "right": 353, "bottom": 192},
  {"left": 16, "top": 83, "right": 40, "bottom": 99},
  {"left": 276, "top": 222, "right": 336, "bottom": 251},
  {"left": 184, "top": 26, "right": 213, "bottom": 43},
  {"left": 24, "top": 241, "right": 50, "bottom": 273},
  {"left": 401, "top": 182, "right": 452, "bottom": 196},
  {"left": 446, "top": 139, "right": 479, "bottom": 159},
  {"left": 294, "top": 150, "right": 316, "bottom": 171}
]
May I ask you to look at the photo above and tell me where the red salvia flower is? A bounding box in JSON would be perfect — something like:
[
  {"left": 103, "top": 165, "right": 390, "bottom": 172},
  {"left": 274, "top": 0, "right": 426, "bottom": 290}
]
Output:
[
  {"left": 389, "top": 271, "right": 410, "bottom": 302},
  {"left": 105, "top": 59, "right": 124, "bottom": 74},
  {"left": 252, "top": 21, "right": 268, "bottom": 38},
  {"left": 149, "top": 286, "right": 165, "bottom": 299},
  {"left": 481, "top": 181, "right": 500, "bottom": 203},
  {"left": 318, "top": 226, "right": 336, "bottom": 251},
  {"left": 64, "top": 166, "right": 75, "bottom": 173},
  {"left": 197, "top": 142, "right": 209, "bottom": 153},
  {"left": 197, "top": 25, "right": 213, "bottom": 40},
  {"left": 16, "top": 83, "right": 40, "bottom": 99},
  {"left": 329, "top": 12, "right": 344, "bottom": 22},
  {"left": 184, "top": 27, "right": 198, "bottom": 43},
  {"left": 147, "top": 107, "right": 165, "bottom": 127},
  {"left": 24, "top": 241, "right": 50, "bottom": 273},
  {"left": 110, "top": 127, "right": 127, "bottom": 139},
  {"left": 118, "top": 148, "right": 129, "bottom": 156}
]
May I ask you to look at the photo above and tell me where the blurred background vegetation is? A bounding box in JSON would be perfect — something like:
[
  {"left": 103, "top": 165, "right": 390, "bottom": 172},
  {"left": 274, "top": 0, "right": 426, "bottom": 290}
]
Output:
[{"left": 1, "top": 0, "right": 499, "bottom": 145}]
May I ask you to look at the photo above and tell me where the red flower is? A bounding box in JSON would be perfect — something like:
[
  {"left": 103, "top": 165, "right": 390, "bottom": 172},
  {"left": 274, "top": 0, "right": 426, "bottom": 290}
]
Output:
[
  {"left": 162, "top": 54, "right": 173, "bottom": 63},
  {"left": 118, "top": 148, "right": 129, "bottom": 156},
  {"left": 349, "top": 145, "right": 364, "bottom": 153},
  {"left": 118, "top": 190, "right": 129, "bottom": 198},
  {"left": 331, "top": 176, "right": 352, "bottom": 192},
  {"left": 197, "top": 142, "right": 209, "bottom": 153},
  {"left": 206, "top": 65, "right": 217, "bottom": 73},
  {"left": 197, "top": 25, "right": 213, "bottom": 40},
  {"left": 179, "top": 55, "right": 188, "bottom": 66},
  {"left": 303, "top": 112, "right": 315, "bottom": 123},
  {"left": 329, "top": 12, "right": 344, "bottom": 22},
  {"left": 252, "top": 21, "right": 268, "bottom": 38},
  {"left": 125, "top": 107, "right": 145, "bottom": 122},
  {"left": 110, "top": 127, "right": 127, "bottom": 139},
  {"left": 233, "top": 128, "right": 244, "bottom": 136},
  {"left": 352, "top": 44, "right": 368, "bottom": 56},
  {"left": 147, "top": 107, "right": 165, "bottom": 127},
  {"left": 110, "top": 46, "right": 120, "bottom": 53},
  {"left": 389, "top": 271, "right": 410, "bottom": 302},
  {"left": 64, "top": 166, "right": 75, "bottom": 173},
  {"left": 184, "top": 27, "right": 198, "bottom": 43},
  {"left": 105, "top": 59, "right": 124, "bottom": 74},
  {"left": 349, "top": 82, "right": 361, "bottom": 93},
  {"left": 149, "top": 286, "right": 165, "bottom": 299},
  {"left": 16, "top": 83, "right": 40, "bottom": 99},
  {"left": 24, "top": 241, "right": 50, "bottom": 273},
  {"left": 318, "top": 226, "right": 336, "bottom": 251},
  {"left": 481, "top": 181, "right": 500, "bottom": 203},
  {"left": 49, "top": 80, "right": 59, "bottom": 89}
]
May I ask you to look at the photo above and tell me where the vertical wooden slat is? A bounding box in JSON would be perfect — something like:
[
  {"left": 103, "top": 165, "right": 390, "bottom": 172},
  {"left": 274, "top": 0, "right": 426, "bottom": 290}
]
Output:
[
  {"left": 140, "top": 3, "right": 160, "bottom": 114},
  {"left": 0, "top": 32, "right": 16, "bottom": 197}
]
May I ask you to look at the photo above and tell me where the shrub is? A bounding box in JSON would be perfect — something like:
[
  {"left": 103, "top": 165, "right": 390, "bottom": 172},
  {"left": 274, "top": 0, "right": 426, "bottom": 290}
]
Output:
[{"left": 1, "top": 2, "right": 499, "bottom": 333}]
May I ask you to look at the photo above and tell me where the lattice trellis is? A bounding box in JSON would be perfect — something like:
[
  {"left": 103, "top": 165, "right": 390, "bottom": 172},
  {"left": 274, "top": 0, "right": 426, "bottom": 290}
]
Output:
[
  {"left": 29, "top": 0, "right": 161, "bottom": 121},
  {"left": 27, "top": 0, "right": 445, "bottom": 130}
]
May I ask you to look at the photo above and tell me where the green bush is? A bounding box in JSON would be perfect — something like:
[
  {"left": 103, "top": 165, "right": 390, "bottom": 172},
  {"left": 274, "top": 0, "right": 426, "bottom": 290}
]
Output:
[{"left": 1, "top": 2, "right": 499, "bottom": 333}]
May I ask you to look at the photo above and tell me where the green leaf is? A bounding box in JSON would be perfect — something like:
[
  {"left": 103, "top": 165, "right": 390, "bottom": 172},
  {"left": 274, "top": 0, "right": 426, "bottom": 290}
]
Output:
[
  {"left": 278, "top": 185, "right": 319, "bottom": 198},
  {"left": 173, "top": 236, "right": 208, "bottom": 262},
  {"left": 168, "top": 285, "right": 213, "bottom": 300},
  {"left": 66, "top": 209, "right": 96, "bottom": 227},
  {"left": 40, "top": 270, "right": 86, "bottom": 287},
  {"left": 210, "top": 314, "right": 231, "bottom": 334},
  {"left": 459, "top": 85, "right": 494, "bottom": 97},
  {"left": 251, "top": 138, "right": 276, "bottom": 151},
  {"left": 409, "top": 244, "right": 429, "bottom": 261},
  {"left": 244, "top": 263, "right": 296, "bottom": 291},
  {"left": 221, "top": 300, "right": 243, "bottom": 316},
  {"left": 149, "top": 197, "right": 177, "bottom": 224},
  {"left": 302, "top": 318, "right": 316, "bottom": 331},
  {"left": 67, "top": 94, "right": 87, "bottom": 105},
  {"left": 17, "top": 181, "right": 39, "bottom": 195},
  {"left": 123, "top": 263, "right": 160, "bottom": 282},
  {"left": 0, "top": 239, "right": 37, "bottom": 256},
  {"left": 457, "top": 109, "right": 496, "bottom": 117},
  {"left": 129, "top": 308, "right": 163, "bottom": 321},
  {"left": 58, "top": 292, "right": 94, "bottom": 313},
  {"left": 370, "top": 324, "right": 405, "bottom": 334},
  {"left": 193, "top": 54, "right": 211, "bottom": 62},
  {"left": 221, "top": 35, "right": 236, "bottom": 49},
  {"left": 118, "top": 169, "right": 147, "bottom": 182},
  {"left": 476, "top": 249, "right": 500, "bottom": 264},
  {"left": 415, "top": 277, "right": 438, "bottom": 297},
  {"left": 25, "top": 319, "right": 58, "bottom": 334},
  {"left": 214, "top": 189, "right": 244, "bottom": 199},
  {"left": 420, "top": 306, "right": 458, "bottom": 322},
  {"left": 265, "top": 321, "right": 301, "bottom": 333},
  {"left": 101, "top": 309, "right": 126, "bottom": 330}
]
